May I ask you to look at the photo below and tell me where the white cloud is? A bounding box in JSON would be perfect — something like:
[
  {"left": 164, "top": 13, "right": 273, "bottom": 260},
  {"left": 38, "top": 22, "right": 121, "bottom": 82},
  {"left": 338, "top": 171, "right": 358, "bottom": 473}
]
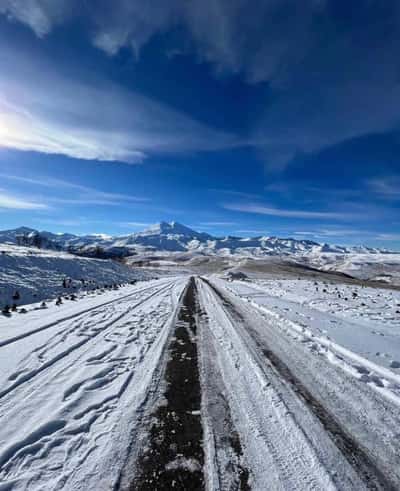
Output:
[
  {"left": 199, "top": 221, "right": 237, "bottom": 226},
  {"left": 0, "top": 97, "right": 144, "bottom": 163},
  {"left": 3, "top": 1, "right": 400, "bottom": 169},
  {"left": 0, "top": 190, "right": 47, "bottom": 210},
  {"left": 0, "top": 0, "right": 69, "bottom": 37},
  {"left": 292, "top": 229, "right": 369, "bottom": 238},
  {"left": 0, "top": 174, "right": 149, "bottom": 206},
  {"left": 223, "top": 202, "right": 358, "bottom": 220},
  {"left": 208, "top": 188, "right": 261, "bottom": 199},
  {"left": 367, "top": 177, "right": 400, "bottom": 198},
  {"left": 235, "top": 229, "right": 268, "bottom": 235},
  {"left": 0, "top": 46, "right": 237, "bottom": 163},
  {"left": 376, "top": 233, "right": 400, "bottom": 241}
]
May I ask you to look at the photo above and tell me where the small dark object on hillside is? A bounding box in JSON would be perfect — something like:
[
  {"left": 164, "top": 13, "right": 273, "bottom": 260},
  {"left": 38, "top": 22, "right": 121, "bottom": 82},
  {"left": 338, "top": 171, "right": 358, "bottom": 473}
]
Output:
[
  {"left": 56, "top": 296, "right": 63, "bottom": 306},
  {"left": 19, "top": 308, "right": 27, "bottom": 314},
  {"left": 41, "top": 301, "right": 47, "bottom": 308},
  {"left": 70, "top": 294, "right": 77, "bottom": 301},
  {"left": 12, "top": 290, "right": 20, "bottom": 301},
  {"left": 11, "top": 303, "right": 17, "bottom": 312},
  {"left": 2, "top": 305, "right": 11, "bottom": 316}
]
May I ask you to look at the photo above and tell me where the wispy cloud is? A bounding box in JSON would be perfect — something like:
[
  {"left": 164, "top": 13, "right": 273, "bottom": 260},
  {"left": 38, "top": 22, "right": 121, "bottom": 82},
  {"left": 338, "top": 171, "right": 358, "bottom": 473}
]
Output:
[
  {"left": 209, "top": 189, "right": 261, "bottom": 200},
  {"left": 0, "top": 190, "right": 48, "bottom": 210},
  {"left": 291, "top": 229, "right": 369, "bottom": 239},
  {"left": 0, "top": 47, "right": 237, "bottom": 163},
  {"left": 3, "top": 1, "right": 400, "bottom": 169},
  {"left": 375, "top": 233, "right": 400, "bottom": 241},
  {"left": 0, "top": 1, "right": 69, "bottom": 37},
  {"left": 0, "top": 1, "right": 322, "bottom": 84},
  {"left": 199, "top": 221, "right": 237, "bottom": 227},
  {"left": 0, "top": 174, "right": 148, "bottom": 206},
  {"left": 235, "top": 229, "right": 268, "bottom": 235},
  {"left": 367, "top": 177, "right": 400, "bottom": 199},
  {"left": 223, "top": 203, "right": 358, "bottom": 220}
]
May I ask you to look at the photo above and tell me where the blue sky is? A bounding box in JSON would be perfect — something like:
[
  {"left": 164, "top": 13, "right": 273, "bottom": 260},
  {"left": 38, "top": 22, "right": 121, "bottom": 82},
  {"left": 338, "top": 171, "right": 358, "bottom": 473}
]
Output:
[{"left": 0, "top": 1, "right": 399, "bottom": 248}]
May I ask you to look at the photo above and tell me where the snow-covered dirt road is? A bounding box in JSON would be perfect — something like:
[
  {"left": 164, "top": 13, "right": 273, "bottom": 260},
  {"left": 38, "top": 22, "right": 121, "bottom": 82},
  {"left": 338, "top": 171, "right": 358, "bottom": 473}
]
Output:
[
  {"left": 197, "top": 278, "right": 400, "bottom": 490},
  {"left": 1, "top": 275, "right": 399, "bottom": 490},
  {"left": 0, "top": 278, "right": 187, "bottom": 490}
]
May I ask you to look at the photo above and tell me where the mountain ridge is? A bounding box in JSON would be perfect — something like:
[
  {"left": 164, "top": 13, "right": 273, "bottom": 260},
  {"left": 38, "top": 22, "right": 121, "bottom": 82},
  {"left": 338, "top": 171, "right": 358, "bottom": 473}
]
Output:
[{"left": 0, "top": 222, "right": 396, "bottom": 257}]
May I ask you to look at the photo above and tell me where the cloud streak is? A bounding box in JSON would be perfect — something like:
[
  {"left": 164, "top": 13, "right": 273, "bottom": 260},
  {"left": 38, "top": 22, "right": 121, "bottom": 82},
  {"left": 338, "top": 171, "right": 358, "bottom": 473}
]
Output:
[
  {"left": 0, "top": 0, "right": 321, "bottom": 83},
  {"left": 0, "top": 190, "right": 47, "bottom": 210},
  {"left": 0, "top": 46, "right": 237, "bottom": 163},
  {"left": 0, "top": 174, "right": 149, "bottom": 206},
  {"left": 223, "top": 202, "right": 360, "bottom": 220},
  {"left": 367, "top": 177, "right": 400, "bottom": 199},
  {"left": 2, "top": 1, "right": 400, "bottom": 169}
]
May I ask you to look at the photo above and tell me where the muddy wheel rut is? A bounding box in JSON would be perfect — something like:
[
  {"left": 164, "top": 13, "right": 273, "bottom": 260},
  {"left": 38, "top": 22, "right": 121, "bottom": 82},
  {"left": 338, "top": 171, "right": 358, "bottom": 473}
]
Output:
[{"left": 131, "top": 277, "right": 205, "bottom": 490}]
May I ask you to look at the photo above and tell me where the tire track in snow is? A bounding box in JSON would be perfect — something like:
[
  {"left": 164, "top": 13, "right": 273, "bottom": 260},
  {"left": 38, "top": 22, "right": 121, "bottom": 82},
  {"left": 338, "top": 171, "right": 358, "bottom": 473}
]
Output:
[
  {"left": 0, "top": 281, "right": 175, "bottom": 402},
  {"left": 197, "top": 296, "right": 250, "bottom": 491},
  {"left": 202, "top": 278, "right": 398, "bottom": 491},
  {"left": 0, "top": 280, "right": 185, "bottom": 488},
  {"left": 199, "top": 279, "right": 339, "bottom": 490},
  {"left": 0, "top": 281, "right": 171, "bottom": 348}
]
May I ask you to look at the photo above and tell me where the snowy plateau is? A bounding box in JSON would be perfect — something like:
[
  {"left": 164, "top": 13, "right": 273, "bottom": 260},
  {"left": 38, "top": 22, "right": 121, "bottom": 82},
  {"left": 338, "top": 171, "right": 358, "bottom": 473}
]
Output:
[{"left": 0, "top": 223, "right": 400, "bottom": 490}]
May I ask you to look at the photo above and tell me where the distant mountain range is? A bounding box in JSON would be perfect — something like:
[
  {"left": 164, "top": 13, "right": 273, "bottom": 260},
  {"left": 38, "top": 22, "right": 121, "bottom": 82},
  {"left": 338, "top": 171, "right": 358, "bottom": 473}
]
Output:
[{"left": 0, "top": 222, "right": 396, "bottom": 258}]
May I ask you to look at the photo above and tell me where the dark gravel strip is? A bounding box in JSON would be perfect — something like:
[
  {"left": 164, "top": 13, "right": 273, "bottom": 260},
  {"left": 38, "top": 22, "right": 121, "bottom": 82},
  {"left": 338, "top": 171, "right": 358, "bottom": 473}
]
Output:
[{"left": 131, "top": 277, "right": 204, "bottom": 491}]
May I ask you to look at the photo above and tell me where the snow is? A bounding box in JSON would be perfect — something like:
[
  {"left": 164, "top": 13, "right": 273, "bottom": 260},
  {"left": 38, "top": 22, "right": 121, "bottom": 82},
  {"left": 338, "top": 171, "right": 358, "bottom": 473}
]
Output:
[
  {"left": 0, "top": 243, "right": 147, "bottom": 307},
  {"left": 222, "top": 277, "right": 400, "bottom": 388},
  {"left": 298, "top": 251, "right": 400, "bottom": 285},
  {"left": 0, "top": 277, "right": 187, "bottom": 490},
  {"left": 1, "top": 223, "right": 398, "bottom": 263},
  {"left": 199, "top": 277, "right": 400, "bottom": 488},
  {"left": 1, "top": 265, "right": 400, "bottom": 488}
]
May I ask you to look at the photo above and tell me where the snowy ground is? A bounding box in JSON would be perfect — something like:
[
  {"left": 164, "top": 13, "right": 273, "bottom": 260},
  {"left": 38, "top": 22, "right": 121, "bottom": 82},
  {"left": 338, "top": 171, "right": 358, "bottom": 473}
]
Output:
[
  {"left": 0, "top": 277, "right": 186, "bottom": 490},
  {"left": 222, "top": 277, "right": 400, "bottom": 373},
  {"left": 0, "top": 244, "right": 148, "bottom": 307},
  {"left": 1, "top": 273, "right": 400, "bottom": 490},
  {"left": 197, "top": 277, "right": 400, "bottom": 489},
  {"left": 298, "top": 251, "right": 400, "bottom": 286}
]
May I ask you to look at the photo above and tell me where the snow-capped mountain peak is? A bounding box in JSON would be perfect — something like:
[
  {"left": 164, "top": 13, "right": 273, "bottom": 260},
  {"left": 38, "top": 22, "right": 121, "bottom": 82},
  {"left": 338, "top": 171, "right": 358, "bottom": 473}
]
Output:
[
  {"left": 0, "top": 223, "right": 397, "bottom": 257},
  {"left": 139, "top": 221, "right": 207, "bottom": 238}
]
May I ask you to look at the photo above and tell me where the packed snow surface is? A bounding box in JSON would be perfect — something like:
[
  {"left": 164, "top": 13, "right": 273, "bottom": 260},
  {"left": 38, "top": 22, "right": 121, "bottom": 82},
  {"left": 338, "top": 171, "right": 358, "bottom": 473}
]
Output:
[
  {"left": 223, "top": 277, "right": 400, "bottom": 380},
  {"left": 198, "top": 277, "right": 400, "bottom": 489},
  {"left": 1, "top": 273, "right": 400, "bottom": 489},
  {"left": 0, "top": 277, "right": 186, "bottom": 490}
]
